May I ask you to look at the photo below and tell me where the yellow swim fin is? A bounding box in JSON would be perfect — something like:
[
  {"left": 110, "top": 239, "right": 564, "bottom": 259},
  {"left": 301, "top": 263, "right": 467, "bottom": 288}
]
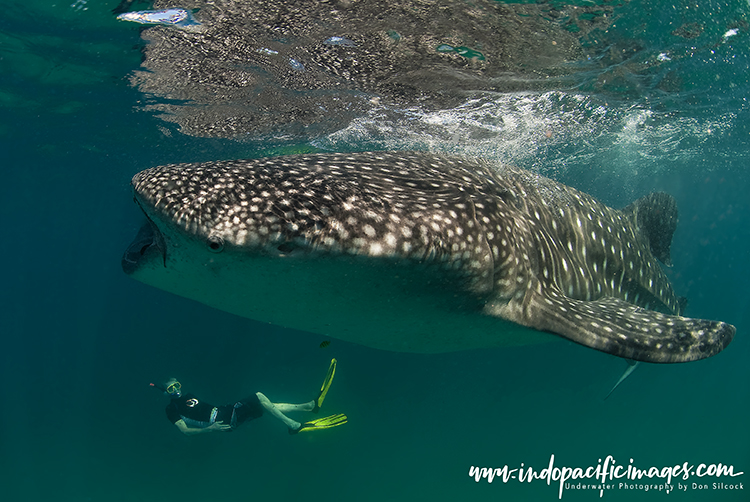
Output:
[
  {"left": 312, "top": 358, "right": 336, "bottom": 413},
  {"left": 290, "top": 413, "right": 348, "bottom": 434}
]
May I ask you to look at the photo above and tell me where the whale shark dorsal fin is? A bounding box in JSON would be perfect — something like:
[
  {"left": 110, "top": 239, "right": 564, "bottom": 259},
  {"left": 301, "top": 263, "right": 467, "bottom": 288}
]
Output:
[
  {"left": 603, "top": 360, "right": 640, "bottom": 401},
  {"left": 491, "top": 282, "right": 735, "bottom": 363},
  {"left": 622, "top": 192, "right": 678, "bottom": 266}
]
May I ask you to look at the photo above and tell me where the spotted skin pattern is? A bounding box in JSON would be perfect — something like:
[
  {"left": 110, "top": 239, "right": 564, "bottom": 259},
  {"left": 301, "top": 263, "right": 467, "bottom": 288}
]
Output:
[{"left": 126, "top": 152, "right": 734, "bottom": 362}]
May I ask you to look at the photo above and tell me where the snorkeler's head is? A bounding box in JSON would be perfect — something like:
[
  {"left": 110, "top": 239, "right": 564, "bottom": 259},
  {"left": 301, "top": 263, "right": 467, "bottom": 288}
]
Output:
[{"left": 164, "top": 378, "right": 182, "bottom": 398}]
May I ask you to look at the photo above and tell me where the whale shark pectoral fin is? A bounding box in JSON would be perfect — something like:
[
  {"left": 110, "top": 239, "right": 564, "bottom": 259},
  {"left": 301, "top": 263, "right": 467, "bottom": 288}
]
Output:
[{"left": 492, "top": 283, "right": 735, "bottom": 363}]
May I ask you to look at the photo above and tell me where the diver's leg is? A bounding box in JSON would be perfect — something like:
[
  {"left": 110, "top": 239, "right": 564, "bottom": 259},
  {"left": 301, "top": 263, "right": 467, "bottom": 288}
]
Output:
[
  {"left": 274, "top": 401, "right": 315, "bottom": 413},
  {"left": 269, "top": 358, "right": 336, "bottom": 415},
  {"left": 256, "top": 392, "right": 302, "bottom": 430},
  {"left": 256, "top": 358, "right": 337, "bottom": 429}
]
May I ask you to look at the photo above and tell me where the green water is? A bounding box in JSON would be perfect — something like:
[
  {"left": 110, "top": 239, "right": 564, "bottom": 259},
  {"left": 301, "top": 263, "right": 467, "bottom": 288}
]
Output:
[{"left": 1, "top": 1, "right": 748, "bottom": 501}]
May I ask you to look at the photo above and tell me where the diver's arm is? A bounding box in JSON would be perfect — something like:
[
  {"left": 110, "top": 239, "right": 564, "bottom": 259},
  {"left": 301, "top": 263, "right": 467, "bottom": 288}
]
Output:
[{"left": 174, "top": 419, "right": 231, "bottom": 435}]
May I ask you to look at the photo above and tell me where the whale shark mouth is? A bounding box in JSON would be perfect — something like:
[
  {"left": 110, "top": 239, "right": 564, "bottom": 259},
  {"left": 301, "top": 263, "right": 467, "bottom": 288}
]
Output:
[{"left": 122, "top": 220, "right": 166, "bottom": 275}]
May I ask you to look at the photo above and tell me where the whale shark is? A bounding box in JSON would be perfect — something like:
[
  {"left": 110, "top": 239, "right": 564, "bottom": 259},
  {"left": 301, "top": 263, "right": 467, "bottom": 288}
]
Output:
[{"left": 122, "top": 152, "right": 734, "bottom": 362}]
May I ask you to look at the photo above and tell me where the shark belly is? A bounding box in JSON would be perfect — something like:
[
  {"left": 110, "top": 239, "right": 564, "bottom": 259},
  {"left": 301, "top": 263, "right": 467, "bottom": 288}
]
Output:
[{"left": 128, "top": 235, "right": 552, "bottom": 353}]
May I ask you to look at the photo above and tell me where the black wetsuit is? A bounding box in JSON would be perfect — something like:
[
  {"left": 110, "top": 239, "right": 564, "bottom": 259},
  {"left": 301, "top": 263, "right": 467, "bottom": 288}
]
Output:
[{"left": 166, "top": 393, "right": 264, "bottom": 430}]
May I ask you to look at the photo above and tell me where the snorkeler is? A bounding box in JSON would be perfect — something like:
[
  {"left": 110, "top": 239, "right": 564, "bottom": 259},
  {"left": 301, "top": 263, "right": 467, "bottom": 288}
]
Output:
[{"left": 151, "top": 359, "right": 347, "bottom": 435}]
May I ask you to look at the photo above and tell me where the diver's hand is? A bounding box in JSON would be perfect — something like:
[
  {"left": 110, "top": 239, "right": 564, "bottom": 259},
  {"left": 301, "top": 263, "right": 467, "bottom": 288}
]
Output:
[{"left": 209, "top": 421, "right": 232, "bottom": 431}]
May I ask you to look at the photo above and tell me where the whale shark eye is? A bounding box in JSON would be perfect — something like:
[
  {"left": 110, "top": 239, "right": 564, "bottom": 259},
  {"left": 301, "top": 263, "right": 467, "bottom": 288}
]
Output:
[{"left": 207, "top": 235, "right": 224, "bottom": 253}]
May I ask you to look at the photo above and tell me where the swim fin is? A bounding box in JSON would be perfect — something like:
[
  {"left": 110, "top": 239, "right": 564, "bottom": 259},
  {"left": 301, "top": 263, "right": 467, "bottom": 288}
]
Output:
[
  {"left": 312, "top": 358, "right": 337, "bottom": 413},
  {"left": 289, "top": 413, "right": 348, "bottom": 434}
]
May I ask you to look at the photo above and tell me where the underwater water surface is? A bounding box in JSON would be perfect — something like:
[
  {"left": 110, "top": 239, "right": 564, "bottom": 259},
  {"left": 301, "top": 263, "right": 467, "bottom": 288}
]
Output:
[{"left": 1, "top": 1, "right": 748, "bottom": 501}]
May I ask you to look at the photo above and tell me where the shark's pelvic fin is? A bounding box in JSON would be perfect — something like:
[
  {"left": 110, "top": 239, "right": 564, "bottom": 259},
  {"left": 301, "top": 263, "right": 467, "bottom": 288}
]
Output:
[{"left": 603, "top": 360, "right": 640, "bottom": 400}]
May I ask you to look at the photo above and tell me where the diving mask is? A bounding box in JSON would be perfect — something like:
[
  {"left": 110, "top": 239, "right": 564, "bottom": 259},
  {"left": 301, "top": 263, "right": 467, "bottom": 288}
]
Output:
[{"left": 167, "top": 381, "right": 182, "bottom": 396}]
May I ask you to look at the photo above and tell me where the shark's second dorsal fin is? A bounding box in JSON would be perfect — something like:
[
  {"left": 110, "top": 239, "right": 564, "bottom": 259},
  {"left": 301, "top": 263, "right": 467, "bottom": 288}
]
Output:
[
  {"left": 677, "top": 296, "right": 688, "bottom": 316},
  {"left": 622, "top": 192, "right": 678, "bottom": 266}
]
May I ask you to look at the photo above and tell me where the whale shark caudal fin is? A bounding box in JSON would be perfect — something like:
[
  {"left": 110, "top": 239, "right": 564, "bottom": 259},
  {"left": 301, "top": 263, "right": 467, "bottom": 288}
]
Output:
[
  {"left": 499, "top": 282, "right": 735, "bottom": 363},
  {"left": 622, "top": 192, "right": 678, "bottom": 267}
]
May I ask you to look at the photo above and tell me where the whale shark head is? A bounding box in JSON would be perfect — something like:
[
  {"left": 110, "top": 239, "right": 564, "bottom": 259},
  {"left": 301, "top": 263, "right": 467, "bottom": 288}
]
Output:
[
  {"left": 123, "top": 152, "right": 543, "bottom": 352},
  {"left": 123, "top": 152, "right": 735, "bottom": 361}
]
